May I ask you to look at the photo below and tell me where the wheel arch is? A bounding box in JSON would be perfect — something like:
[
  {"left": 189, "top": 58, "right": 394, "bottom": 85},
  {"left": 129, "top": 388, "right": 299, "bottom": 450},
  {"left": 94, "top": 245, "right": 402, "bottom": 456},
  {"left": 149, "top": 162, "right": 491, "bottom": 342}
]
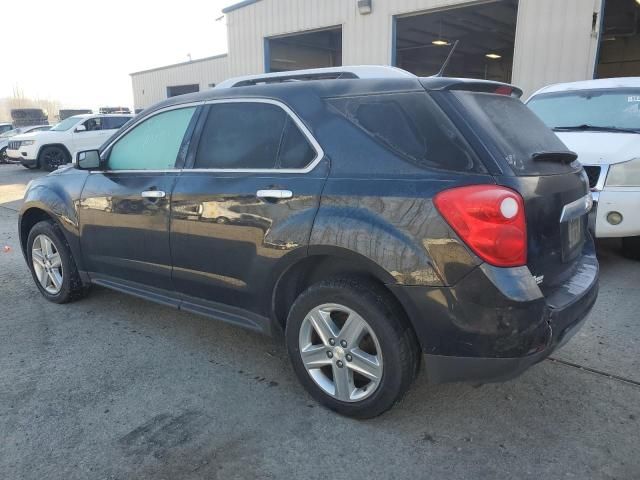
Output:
[
  {"left": 37, "top": 143, "right": 72, "bottom": 166},
  {"left": 270, "top": 247, "right": 410, "bottom": 334}
]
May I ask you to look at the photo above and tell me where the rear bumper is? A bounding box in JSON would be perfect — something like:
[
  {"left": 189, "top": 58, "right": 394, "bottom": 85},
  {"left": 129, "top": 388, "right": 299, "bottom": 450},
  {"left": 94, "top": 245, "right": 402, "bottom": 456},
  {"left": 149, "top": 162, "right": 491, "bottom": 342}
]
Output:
[{"left": 389, "top": 238, "right": 599, "bottom": 384}]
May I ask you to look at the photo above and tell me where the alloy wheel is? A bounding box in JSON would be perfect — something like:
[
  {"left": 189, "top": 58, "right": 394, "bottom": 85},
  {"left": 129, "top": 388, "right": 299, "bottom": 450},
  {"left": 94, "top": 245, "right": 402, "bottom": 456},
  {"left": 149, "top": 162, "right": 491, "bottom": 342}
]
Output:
[
  {"left": 31, "top": 234, "right": 64, "bottom": 294},
  {"left": 298, "top": 303, "right": 383, "bottom": 402},
  {"left": 44, "top": 149, "right": 65, "bottom": 169}
]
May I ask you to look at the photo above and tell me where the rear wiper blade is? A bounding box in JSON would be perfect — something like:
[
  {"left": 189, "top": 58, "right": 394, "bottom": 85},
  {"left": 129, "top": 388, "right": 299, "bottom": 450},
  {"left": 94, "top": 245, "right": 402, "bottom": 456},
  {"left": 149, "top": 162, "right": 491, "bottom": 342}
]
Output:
[
  {"left": 531, "top": 151, "right": 578, "bottom": 164},
  {"left": 553, "top": 124, "right": 639, "bottom": 134}
]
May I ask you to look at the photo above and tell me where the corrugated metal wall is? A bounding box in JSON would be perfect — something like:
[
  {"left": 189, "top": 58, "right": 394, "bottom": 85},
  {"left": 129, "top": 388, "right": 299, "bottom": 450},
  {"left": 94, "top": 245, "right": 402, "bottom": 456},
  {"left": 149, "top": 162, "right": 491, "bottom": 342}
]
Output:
[
  {"left": 131, "top": 0, "right": 602, "bottom": 107},
  {"left": 512, "top": 0, "right": 602, "bottom": 98},
  {"left": 131, "top": 55, "right": 229, "bottom": 109}
]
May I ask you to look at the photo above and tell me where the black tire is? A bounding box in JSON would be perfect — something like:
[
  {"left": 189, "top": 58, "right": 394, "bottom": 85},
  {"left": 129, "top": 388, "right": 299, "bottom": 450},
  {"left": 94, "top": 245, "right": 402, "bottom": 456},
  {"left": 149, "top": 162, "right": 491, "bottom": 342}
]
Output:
[
  {"left": 0, "top": 147, "right": 7, "bottom": 164},
  {"left": 286, "top": 277, "right": 419, "bottom": 419},
  {"left": 38, "top": 146, "right": 69, "bottom": 172},
  {"left": 26, "top": 220, "right": 88, "bottom": 303},
  {"left": 622, "top": 236, "right": 640, "bottom": 261}
]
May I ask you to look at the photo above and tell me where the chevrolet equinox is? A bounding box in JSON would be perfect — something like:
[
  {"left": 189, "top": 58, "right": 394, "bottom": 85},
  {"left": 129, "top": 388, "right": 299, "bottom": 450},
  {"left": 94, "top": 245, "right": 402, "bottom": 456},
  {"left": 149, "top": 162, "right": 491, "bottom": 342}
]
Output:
[{"left": 19, "top": 66, "right": 599, "bottom": 418}]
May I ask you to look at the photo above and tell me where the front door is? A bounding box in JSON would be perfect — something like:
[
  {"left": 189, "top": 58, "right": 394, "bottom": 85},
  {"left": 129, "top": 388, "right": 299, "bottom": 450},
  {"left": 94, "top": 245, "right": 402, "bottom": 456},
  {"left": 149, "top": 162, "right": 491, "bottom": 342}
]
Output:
[
  {"left": 72, "top": 117, "right": 112, "bottom": 154},
  {"left": 79, "top": 106, "right": 199, "bottom": 291},
  {"left": 170, "top": 100, "right": 328, "bottom": 317}
]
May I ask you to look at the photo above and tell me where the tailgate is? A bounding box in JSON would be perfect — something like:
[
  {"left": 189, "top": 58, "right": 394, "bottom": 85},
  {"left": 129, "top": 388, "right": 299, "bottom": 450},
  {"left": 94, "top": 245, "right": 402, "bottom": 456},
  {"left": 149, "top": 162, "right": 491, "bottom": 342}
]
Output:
[{"left": 495, "top": 171, "right": 590, "bottom": 291}]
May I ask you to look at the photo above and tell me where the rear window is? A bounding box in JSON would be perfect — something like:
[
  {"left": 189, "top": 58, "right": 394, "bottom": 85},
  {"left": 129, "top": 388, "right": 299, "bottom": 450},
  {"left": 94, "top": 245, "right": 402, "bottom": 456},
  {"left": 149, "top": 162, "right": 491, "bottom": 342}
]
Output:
[
  {"left": 454, "top": 91, "right": 578, "bottom": 176},
  {"left": 327, "top": 92, "right": 484, "bottom": 173}
]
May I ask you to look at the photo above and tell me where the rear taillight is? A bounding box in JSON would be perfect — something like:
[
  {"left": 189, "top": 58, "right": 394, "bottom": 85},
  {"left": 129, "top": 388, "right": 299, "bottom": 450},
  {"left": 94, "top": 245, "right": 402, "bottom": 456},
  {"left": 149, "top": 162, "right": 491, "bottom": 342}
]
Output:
[{"left": 434, "top": 185, "right": 527, "bottom": 267}]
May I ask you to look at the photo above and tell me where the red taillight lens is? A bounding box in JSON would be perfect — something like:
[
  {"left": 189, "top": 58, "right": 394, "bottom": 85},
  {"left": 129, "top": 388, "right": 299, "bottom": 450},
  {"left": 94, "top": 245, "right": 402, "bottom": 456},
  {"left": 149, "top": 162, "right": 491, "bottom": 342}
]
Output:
[{"left": 433, "top": 185, "right": 527, "bottom": 267}]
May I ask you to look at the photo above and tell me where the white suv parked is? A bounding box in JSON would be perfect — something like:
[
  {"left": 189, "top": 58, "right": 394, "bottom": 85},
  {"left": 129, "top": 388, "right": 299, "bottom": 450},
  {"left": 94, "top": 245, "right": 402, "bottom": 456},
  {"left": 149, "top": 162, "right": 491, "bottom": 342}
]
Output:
[
  {"left": 6, "top": 114, "right": 133, "bottom": 171},
  {"left": 527, "top": 77, "right": 640, "bottom": 259}
]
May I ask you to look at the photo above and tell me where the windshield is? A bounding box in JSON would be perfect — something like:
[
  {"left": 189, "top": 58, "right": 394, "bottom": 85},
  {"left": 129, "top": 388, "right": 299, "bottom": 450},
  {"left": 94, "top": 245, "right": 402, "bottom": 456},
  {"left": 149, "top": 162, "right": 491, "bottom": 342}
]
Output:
[
  {"left": 51, "top": 116, "right": 81, "bottom": 131},
  {"left": 527, "top": 88, "right": 640, "bottom": 132}
]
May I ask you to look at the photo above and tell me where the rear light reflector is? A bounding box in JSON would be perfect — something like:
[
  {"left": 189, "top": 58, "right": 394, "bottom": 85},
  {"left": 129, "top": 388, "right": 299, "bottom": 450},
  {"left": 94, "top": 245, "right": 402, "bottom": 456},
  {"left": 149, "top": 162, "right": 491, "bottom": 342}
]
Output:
[{"left": 434, "top": 185, "right": 527, "bottom": 267}]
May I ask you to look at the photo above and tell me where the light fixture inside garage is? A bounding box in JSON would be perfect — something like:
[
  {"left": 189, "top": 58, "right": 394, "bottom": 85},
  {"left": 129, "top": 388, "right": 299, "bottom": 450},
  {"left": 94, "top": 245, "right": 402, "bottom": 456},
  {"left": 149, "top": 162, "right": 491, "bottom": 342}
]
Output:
[
  {"left": 432, "top": 39, "right": 451, "bottom": 46},
  {"left": 485, "top": 53, "right": 502, "bottom": 59},
  {"left": 357, "top": 0, "right": 372, "bottom": 15}
]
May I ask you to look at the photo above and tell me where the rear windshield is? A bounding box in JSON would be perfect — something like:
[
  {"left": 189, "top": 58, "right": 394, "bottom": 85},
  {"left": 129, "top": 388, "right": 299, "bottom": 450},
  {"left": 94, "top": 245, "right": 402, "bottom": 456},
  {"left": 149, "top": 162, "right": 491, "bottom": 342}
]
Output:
[
  {"left": 453, "top": 91, "right": 578, "bottom": 176},
  {"left": 327, "top": 92, "right": 485, "bottom": 173}
]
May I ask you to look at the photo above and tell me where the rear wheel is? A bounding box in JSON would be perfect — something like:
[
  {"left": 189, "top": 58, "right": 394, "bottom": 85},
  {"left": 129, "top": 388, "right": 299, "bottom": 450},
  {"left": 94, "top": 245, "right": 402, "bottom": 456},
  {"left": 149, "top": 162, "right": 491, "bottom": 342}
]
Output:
[
  {"left": 39, "top": 146, "right": 69, "bottom": 171},
  {"left": 286, "top": 277, "right": 419, "bottom": 418},
  {"left": 26, "top": 220, "right": 87, "bottom": 303},
  {"left": 622, "top": 236, "right": 640, "bottom": 261}
]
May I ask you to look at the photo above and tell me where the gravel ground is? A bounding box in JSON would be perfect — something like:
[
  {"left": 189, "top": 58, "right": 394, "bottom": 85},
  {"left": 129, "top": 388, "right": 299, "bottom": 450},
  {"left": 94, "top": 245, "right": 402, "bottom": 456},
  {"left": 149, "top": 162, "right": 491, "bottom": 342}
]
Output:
[{"left": 0, "top": 164, "right": 638, "bottom": 480}]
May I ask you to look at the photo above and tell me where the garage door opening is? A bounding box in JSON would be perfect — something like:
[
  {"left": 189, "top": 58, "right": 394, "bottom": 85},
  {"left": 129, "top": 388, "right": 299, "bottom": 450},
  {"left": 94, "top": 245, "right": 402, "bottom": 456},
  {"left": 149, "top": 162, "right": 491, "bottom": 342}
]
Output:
[
  {"left": 597, "top": 0, "right": 640, "bottom": 77},
  {"left": 266, "top": 27, "right": 342, "bottom": 73},
  {"left": 166, "top": 84, "right": 199, "bottom": 98},
  {"left": 395, "top": 0, "right": 518, "bottom": 82}
]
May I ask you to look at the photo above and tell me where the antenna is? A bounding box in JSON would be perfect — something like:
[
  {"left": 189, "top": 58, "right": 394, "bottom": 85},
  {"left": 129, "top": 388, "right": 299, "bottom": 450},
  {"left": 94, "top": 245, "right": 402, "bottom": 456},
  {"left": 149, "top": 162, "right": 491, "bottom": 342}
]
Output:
[{"left": 434, "top": 40, "right": 459, "bottom": 77}]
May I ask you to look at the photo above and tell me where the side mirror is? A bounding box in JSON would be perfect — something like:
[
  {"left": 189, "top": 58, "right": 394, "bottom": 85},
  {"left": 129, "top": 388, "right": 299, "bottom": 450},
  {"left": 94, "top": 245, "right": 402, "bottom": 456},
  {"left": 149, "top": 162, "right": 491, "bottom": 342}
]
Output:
[
  {"left": 75, "top": 124, "right": 87, "bottom": 132},
  {"left": 76, "top": 150, "right": 101, "bottom": 170}
]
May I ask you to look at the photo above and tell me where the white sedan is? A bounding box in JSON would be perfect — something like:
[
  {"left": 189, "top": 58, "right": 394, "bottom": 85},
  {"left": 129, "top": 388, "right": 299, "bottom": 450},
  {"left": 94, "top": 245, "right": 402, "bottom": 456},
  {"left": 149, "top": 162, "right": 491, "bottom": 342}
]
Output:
[{"left": 527, "top": 77, "right": 640, "bottom": 260}]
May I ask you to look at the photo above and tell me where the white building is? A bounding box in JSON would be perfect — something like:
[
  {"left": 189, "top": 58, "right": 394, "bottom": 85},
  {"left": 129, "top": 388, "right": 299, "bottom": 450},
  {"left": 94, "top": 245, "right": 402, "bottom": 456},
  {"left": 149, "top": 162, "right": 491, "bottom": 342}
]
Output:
[{"left": 131, "top": 0, "right": 638, "bottom": 110}]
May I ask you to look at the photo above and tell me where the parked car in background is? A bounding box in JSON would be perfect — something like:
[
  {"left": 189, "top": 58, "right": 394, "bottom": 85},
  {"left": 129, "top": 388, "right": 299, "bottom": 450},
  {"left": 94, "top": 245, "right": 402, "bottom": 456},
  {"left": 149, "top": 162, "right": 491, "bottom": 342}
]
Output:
[
  {"left": 528, "top": 78, "right": 640, "bottom": 259},
  {"left": 0, "top": 125, "right": 51, "bottom": 163},
  {"left": 0, "top": 123, "right": 13, "bottom": 135},
  {"left": 6, "top": 113, "right": 133, "bottom": 171},
  {"left": 18, "top": 67, "right": 598, "bottom": 418}
]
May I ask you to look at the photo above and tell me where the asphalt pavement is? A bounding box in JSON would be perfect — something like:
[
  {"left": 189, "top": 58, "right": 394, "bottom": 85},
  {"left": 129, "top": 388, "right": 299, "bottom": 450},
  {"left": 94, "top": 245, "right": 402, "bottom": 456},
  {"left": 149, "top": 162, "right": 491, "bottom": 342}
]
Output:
[{"left": 0, "top": 164, "right": 638, "bottom": 480}]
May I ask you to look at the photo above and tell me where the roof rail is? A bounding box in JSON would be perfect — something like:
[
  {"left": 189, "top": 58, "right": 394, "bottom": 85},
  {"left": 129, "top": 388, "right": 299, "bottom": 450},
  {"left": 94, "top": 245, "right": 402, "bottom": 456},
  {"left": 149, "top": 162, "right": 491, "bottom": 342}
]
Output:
[{"left": 215, "top": 65, "right": 416, "bottom": 89}]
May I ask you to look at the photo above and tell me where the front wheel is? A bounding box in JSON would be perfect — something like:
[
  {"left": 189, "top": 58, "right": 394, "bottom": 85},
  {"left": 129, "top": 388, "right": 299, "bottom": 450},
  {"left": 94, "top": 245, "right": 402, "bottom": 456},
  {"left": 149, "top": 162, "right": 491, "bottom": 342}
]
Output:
[
  {"left": 26, "top": 220, "right": 87, "bottom": 303},
  {"left": 622, "top": 236, "right": 640, "bottom": 261},
  {"left": 0, "top": 147, "right": 7, "bottom": 164},
  {"left": 286, "top": 278, "right": 419, "bottom": 418},
  {"left": 39, "top": 146, "right": 69, "bottom": 172}
]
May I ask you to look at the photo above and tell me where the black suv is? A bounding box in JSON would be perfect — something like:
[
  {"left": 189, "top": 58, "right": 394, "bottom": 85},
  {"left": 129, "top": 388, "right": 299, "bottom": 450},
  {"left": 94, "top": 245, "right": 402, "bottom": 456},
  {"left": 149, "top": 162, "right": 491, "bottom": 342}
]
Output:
[{"left": 19, "top": 67, "right": 598, "bottom": 418}]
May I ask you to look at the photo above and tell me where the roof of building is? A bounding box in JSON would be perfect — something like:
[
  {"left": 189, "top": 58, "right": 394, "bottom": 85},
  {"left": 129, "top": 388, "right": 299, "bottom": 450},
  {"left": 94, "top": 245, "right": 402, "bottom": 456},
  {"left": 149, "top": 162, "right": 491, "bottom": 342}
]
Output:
[
  {"left": 130, "top": 54, "right": 228, "bottom": 76},
  {"left": 530, "top": 77, "right": 640, "bottom": 97},
  {"left": 222, "top": 0, "right": 261, "bottom": 14}
]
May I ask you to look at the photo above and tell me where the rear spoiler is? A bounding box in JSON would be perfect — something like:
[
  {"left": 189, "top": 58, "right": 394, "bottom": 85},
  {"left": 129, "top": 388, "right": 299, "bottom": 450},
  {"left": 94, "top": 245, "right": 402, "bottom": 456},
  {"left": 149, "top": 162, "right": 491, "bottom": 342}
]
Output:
[
  {"left": 531, "top": 151, "right": 578, "bottom": 164},
  {"left": 420, "top": 78, "right": 523, "bottom": 98}
]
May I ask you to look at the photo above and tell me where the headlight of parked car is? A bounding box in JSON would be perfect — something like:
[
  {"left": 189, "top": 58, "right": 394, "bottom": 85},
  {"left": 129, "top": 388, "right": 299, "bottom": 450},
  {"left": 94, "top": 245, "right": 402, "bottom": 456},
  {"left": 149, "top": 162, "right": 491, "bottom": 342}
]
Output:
[
  {"left": 606, "top": 158, "right": 640, "bottom": 187},
  {"left": 20, "top": 140, "right": 35, "bottom": 146}
]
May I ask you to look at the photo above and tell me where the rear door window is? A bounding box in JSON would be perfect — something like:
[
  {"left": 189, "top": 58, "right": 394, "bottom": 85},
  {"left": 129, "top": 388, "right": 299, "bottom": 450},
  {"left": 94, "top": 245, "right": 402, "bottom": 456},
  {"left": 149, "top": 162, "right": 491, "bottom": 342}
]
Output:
[
  {"left": 194, "top": 101, "right": 317, "bottom": 170},
  {"left": 328, "top": 92, "right": 484, "bottom": 173},
  {"left": 453, "top": 91, "right": 578, "bottom": 176},
  {"left": 103, "top": 116, "right": 131, "bottom": 130}
]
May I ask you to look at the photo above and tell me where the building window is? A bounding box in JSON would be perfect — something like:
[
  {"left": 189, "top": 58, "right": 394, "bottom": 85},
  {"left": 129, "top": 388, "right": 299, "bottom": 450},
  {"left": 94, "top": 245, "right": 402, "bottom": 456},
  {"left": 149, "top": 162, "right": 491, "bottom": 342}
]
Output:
[
  {"left": 166, "top": 84, "right": 200, "bottom": 98},
  {"left": 266, "top": 26, "right": 342, "bottom": 73},
  {"left": 395, "top": 0, "right": 518, "bottom": 83}
]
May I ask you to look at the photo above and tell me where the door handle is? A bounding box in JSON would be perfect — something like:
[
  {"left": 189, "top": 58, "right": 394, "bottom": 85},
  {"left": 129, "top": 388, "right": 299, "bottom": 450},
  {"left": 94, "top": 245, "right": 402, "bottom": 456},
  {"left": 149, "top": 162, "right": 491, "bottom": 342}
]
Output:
[
  {"left": 141, "top": 190, "right": 166, "bottom": 199},
  {"left": 256, "top": 189, "right": 293, "bottom": 200}
]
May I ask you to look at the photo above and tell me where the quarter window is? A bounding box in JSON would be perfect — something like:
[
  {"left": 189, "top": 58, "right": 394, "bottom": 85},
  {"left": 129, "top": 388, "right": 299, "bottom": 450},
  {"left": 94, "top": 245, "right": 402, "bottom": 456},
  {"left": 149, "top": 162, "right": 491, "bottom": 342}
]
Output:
[
  {"left": 194, "top": 102, "right": 316, "bottom": 170},
  {"left": 108, "top": 107, "right": 195, "bottom": 170}
]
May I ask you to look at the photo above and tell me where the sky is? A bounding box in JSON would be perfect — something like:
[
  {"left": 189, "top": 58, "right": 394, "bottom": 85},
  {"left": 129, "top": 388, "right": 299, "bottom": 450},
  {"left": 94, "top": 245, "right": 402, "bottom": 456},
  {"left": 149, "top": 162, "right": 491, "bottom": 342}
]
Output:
[{"left": 2, "top": 0, "right": 233, "bottom": 110}]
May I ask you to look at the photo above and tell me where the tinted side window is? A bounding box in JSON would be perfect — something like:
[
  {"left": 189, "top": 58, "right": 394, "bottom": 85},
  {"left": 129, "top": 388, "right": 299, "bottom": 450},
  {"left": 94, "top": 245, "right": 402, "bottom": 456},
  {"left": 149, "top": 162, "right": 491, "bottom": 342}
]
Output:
[
  {"left": 108, "top": 107, "right": 195, "bottom": 170},
  {"left": 278, "top": 117, "right": 316, "bottom": 169},
  {"left": 328, "top": 92, "right": 483, "bottom": 173},
  {"left": 83, "top": 118, "right": 103, "bottom": 131},
  {"left": 195, "top": 103, "right": 287, "bottom": 169},
  {"left": 103, "top": 116, "right": 131, "bottom": 130}
]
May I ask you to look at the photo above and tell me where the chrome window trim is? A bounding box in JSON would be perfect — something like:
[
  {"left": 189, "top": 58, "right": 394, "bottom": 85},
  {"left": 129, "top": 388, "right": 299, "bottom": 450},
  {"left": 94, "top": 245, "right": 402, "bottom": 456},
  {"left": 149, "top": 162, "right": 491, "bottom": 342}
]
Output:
[{"left": 94, "top": 98, "right": 324, "bottom": 175}]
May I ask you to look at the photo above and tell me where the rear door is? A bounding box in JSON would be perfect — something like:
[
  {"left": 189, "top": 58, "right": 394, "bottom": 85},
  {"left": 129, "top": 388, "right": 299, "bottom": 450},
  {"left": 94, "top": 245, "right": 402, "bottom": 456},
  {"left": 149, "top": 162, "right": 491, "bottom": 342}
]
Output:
[
  {"left": 170, "top": 99, "right": 328, "bottom": 317},
  {"left": 79, "top": 106, "right": 199, "bottom": 291},
  {"left": 443, "top": 90, "right": 591, "bottom": 291}
]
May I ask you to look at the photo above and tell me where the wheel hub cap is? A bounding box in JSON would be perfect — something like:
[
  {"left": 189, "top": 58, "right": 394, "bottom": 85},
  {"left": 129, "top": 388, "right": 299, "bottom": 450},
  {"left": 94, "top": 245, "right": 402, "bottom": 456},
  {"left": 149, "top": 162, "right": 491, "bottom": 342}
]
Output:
[
  {"left": 298, "top": 303, "right": 383, "bottom": 403},
  {"left": 31, "top": 234, "right": 64, "bottom": 295}
]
